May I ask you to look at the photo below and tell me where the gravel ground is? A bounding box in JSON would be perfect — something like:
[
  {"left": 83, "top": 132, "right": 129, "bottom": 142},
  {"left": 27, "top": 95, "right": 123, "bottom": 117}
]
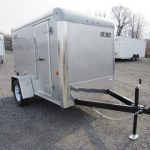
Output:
[{"left": 0, "top": 51, "right": 150, "bottom": 150}]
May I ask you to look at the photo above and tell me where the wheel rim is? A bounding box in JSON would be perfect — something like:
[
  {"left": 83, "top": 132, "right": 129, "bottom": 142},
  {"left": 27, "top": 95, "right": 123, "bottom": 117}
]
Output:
[{"left": 15, "top": 84, "right": 21, "bottom": 102}]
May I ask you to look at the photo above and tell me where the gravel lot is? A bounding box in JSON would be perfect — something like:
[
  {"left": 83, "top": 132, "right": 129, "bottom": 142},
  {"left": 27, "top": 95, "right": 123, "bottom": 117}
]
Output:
[{"left": 0, "top": 51, "right": 150, "bottom": 150}]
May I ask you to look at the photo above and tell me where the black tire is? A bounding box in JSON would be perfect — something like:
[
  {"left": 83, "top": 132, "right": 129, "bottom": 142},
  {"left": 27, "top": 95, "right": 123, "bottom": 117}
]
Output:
[
  {"left": 12, "top": 80, "right": 25, "bottom": 106},
  {"left": 136, "top": 55, "right": 139, "bottom": 61},
  {"left": 131, "top": 55, "right": 136, "bottom": 61}
]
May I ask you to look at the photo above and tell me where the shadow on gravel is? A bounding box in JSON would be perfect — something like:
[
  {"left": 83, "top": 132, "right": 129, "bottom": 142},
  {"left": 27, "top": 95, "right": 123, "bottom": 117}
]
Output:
[{"left": 0, "top": 96, "right": 107, "bottom": 149}]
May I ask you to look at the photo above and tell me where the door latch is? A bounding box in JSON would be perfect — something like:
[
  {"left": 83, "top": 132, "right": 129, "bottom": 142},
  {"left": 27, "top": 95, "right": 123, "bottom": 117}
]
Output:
[{"left": 39, "top": 57, "right": 45, "bottom": 61}]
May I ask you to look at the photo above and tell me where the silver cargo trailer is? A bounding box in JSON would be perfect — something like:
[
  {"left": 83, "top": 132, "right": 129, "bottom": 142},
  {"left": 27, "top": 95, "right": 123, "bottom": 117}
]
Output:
[
  {"left": 11, "top": 8, "right": 150, "bottom": 140},
  {"left": 11, "top": 8, "right": 114, "bottom": 108}
]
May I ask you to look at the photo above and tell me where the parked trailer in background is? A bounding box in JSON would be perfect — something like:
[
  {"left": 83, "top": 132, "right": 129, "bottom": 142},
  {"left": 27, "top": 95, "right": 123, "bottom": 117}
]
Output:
[
  {"left": 115, "top": 36, "right": 146, "bottom": 60},
  {"left": 0, "top": 35, "right": 5, "bottom": 64}
]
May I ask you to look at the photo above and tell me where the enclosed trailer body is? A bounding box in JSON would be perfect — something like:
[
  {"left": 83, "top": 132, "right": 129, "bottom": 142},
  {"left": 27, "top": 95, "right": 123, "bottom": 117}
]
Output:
[
  {"left": 11, "top": 8, "right": 115, "bottom": 108},
  {"left": 11, "top": 8, "right": 150, "bottom": 140},
  {"left": 0, "top": 35, "right": 5, "bottom": 63},
  {"left": 115, "top": 36, "right": 146, "bottom": 60}
]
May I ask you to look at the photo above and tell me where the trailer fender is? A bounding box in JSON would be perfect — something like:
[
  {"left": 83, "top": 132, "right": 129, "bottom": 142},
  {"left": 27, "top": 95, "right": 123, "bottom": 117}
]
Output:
[{"left": 11, "top": 75, "right": 34, "bottom": 99}]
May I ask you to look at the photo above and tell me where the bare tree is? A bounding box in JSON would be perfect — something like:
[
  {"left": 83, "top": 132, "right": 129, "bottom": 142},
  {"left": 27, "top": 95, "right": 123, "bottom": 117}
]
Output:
[
  {"left": 95, "top": 12, "right": 107, "bottom": 18},
  {"left": 134, "top": 15, "right": 145, "bottom": 38},
  {"left": 130, "top": 15, "right": 136, "bottom": 38},
  {"left": 112, "top": 5, "right": 131, "bottom": 36},
  {"left": 128, "top": 14, "right": 145, "bottom": 38}
]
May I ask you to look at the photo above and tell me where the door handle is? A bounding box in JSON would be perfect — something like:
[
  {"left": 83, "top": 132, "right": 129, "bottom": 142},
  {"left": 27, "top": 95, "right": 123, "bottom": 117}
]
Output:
[{"left": 38, "top": 57, "right": 45, "bottom": 61}]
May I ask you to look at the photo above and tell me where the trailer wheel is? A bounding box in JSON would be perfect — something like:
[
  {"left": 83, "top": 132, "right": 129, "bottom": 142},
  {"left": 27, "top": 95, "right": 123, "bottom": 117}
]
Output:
[
  {"left": 136, "top": 55, "right": 139, "bottom": 61},
  {"left": 131, "top": 55, "right": 136, "bottom": 61},
  {"left": 12, "top": 80, "right": 25, "bottom": 106}
]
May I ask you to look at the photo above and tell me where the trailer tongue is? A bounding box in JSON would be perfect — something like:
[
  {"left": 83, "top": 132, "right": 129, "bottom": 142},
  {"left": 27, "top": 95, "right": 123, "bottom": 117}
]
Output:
[{"left": 72, "top": 79, "right": 150, "bottom": 140}]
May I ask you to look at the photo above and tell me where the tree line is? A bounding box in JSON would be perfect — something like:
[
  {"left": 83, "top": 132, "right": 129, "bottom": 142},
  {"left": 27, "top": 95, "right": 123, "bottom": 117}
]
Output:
[
  {"left": 0, "top": 5, "right": 146, "bottom": 40},
  {"left": 96, "top": 5, "right": 146, "bottom": 39}
]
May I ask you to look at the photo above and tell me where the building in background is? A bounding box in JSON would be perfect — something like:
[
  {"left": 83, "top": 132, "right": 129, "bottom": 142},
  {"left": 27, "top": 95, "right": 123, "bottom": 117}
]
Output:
[{"left": 145, "top": 40, "right": 150, "bottom": 58}]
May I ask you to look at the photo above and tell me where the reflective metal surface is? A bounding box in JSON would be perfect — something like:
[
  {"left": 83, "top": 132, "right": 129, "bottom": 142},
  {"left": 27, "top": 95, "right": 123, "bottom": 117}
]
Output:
[
  {"left": 57, "top": 21, "right": 73, "bottom": 108},
  {"left": 12, "top": 9, "right": 114, "bottom": 108},
  {"left": 66, "top": 22, "right": 114, "bottom": 97}
]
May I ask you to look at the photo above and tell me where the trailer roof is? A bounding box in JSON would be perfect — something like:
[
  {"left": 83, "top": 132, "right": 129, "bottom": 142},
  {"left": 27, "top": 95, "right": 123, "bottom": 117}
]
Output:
[
  {"left": 54, "top": 8, "right": 114, "bottom": 28},
  {"left": 12, "top": 8, "right": 114, "bottom": 31}
]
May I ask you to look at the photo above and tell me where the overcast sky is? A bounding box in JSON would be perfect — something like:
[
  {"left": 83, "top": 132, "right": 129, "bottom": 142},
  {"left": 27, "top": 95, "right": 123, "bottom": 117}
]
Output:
[{"left": 0, "top": 0, "right": 150, "bottom": 38}]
